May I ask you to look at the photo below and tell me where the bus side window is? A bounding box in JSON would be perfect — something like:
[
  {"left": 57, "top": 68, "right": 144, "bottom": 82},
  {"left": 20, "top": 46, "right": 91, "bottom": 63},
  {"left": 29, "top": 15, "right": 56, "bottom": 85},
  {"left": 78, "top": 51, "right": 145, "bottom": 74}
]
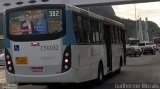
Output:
[
  {"left": 111, "top": 26, "right": 115, "bottom": 43},
  {"left": 73, "top": 14, "right": 84, "bottom": 43},
  {"left": 96, "top": 21, "right": 100, "bottom": 43},
  {"left": 114, "top": 26, "right": 118, "bottom": 44},
  {"left": 73, "top": 14, "right": 79, "bottom": 43},
  {"left": 89, "top": 19, "right": 94, "bottom": 43},
  {"left": 118, "top": 28, "right": 122, "bottom": 44},
  {"left": 116, "top": 27, "right": 120, "bottom": 44},
  {"left": 90, "top": 19, "right": 95, "bottom": 43},
  {"left": 99, "top": 22, "right": 104, "bottom": 43},
  {"left": 91, "top": 20, "right": 100, "bottom": 43},
  {"left": 77, "top": 15, "right": 84, "bottom": 43},
  {"left": 88, "top": 18, "right": 93, "bottom": 43},
  {"left": 83, "top": 17, "right": 90, "bottom": 43}
]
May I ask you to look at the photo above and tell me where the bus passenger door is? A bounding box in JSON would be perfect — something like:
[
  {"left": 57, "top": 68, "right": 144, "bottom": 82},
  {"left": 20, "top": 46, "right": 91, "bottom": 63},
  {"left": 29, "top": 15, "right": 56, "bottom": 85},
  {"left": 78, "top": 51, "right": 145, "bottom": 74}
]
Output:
[{"left": 104, "top": 25, "right": 112, "bottom": 72}]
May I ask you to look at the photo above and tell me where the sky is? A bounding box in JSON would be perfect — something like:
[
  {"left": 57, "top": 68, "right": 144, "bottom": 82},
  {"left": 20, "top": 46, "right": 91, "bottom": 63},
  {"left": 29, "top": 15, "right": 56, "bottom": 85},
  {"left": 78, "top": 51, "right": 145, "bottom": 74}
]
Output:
[{"left": 112, "top": 1, "right": 160, "bottom": 27}]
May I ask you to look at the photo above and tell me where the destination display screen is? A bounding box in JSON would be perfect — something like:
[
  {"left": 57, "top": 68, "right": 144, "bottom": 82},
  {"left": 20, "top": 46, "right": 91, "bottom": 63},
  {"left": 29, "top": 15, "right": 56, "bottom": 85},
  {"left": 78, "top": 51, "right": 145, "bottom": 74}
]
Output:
[{"left": 9, "top": 9, "right": 63, "bottom": 35}]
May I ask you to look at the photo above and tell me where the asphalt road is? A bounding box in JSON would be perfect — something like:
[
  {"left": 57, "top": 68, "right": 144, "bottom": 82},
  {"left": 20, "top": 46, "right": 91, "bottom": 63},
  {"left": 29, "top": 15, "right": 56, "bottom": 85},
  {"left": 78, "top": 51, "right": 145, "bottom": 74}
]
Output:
[{"left": 1, "top": 52, "right": 160, "bottom": 89}]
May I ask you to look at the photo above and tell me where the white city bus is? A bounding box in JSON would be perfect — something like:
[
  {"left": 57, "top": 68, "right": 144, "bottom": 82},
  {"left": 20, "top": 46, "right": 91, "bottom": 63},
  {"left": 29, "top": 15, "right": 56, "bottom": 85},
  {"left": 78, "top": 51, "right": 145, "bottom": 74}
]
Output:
[{"left": 3, "top": 1, "right": 126, "bottom": 87}]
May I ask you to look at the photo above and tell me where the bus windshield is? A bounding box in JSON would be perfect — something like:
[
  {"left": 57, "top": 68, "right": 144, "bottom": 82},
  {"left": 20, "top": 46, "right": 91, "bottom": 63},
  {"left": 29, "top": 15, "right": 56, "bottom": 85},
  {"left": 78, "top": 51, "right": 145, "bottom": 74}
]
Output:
[{"left": 9, "top": 9, "right": 63, "bottom": 35}]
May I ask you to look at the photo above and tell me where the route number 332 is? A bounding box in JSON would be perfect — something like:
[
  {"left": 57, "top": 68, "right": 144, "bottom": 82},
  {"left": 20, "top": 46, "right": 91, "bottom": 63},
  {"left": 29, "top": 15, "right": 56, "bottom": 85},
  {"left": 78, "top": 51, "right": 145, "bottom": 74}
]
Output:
[{"left": 49, "top": 10, "right": 60, "bottom": 17}]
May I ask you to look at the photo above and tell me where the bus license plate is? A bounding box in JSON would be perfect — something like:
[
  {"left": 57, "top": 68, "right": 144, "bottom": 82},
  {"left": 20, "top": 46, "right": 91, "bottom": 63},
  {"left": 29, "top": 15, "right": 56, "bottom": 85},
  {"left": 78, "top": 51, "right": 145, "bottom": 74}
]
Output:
[
  {"left": 31, "top": 67, "right": 43, "bottom": 72},
  {"left": 16, "top": 57, "right": 28, "bottom": 64}
]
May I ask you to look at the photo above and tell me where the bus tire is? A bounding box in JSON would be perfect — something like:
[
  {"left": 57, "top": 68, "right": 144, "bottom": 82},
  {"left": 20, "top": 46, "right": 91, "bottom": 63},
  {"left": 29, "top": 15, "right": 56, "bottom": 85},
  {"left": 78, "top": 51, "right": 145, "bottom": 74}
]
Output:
[{"left": 96, "top": 62, "right": 104, "bottom": 84}]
